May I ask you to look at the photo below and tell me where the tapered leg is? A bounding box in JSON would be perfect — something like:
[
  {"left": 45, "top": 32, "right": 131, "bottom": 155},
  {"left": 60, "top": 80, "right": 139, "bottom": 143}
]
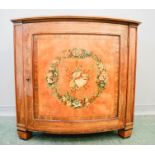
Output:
[
  {"left": 118, "top": 129, "right": 132, "bottom": 138},
  {"left": 17, "top": 130, "right": 32, "bottom": 140}
]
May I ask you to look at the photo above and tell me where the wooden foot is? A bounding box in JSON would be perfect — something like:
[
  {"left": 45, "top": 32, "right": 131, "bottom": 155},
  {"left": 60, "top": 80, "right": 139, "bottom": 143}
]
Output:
[
  {"left": 118, "top": 129, "right": 132, "bottom": 138},
  {"left": 17, "top": 130, "right": 32, "bottom": 140}
]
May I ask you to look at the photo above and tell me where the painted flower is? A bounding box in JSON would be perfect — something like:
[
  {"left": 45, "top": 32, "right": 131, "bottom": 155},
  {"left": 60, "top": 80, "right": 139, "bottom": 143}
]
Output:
[
  {"left": 47, "top": 72, "right": 53, "bottom": 78},
  {"left": 97, "top": 62, "right": 105, "bottom": 71},
  {"left": 72, "top": 48, "right": 82, "bottom": 57},
  {"left": 62, "top": 96, "right": 67, "bottom": 102},
  {"left": 72, "top": 100, "right": 82, "bottom": 108},
  {"left": 84, "top": 50, "right": 91, "bottom": 56},
  {"left": 64, "top": 50, "right": 71, "bottom": 58},
  {"left": 98, "top": 81, "right": 106, "bottom": 90},
  {"left": 47, "top": 77, "right": 56, "bottom": 84},
  {"left": 99, "top": 71, "right": 107, "bottom": 81}
]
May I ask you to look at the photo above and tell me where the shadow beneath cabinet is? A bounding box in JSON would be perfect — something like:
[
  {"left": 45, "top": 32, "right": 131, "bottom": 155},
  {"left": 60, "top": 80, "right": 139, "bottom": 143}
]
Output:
[{"left": 31, "top": 131, "right": 119, "bottom": 144}]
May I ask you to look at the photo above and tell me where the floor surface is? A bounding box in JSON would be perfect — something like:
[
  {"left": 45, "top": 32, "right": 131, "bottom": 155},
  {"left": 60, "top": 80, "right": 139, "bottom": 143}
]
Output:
[{"left": 0, "top": 115, "right": 155, "bottom": 145}]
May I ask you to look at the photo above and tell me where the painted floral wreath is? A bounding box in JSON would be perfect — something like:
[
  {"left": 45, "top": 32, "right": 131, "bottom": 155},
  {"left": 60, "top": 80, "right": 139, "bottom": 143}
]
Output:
[{"left": 46, "top": 48, "right": 108, "bottom": 109}]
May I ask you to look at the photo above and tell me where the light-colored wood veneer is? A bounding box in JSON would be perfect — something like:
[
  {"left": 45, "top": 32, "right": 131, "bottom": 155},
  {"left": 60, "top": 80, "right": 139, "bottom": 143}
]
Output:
[{"left": 12, "top": 16, "right": 140, "bottom": 139}]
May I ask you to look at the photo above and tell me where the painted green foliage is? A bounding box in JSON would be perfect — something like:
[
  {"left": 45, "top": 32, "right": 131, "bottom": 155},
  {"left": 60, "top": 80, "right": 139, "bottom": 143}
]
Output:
[{"left": 46, "top": 48, "right": 108, "bottom": 108}]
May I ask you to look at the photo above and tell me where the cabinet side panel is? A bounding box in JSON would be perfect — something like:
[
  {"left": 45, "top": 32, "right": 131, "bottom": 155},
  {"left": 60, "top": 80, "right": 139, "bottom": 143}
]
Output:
[
  {"left": 125, "top": 25, "right": 138, "bottom": 130},
  {"left": 14, "top": 24, "right": 26, "bottom": 131}
]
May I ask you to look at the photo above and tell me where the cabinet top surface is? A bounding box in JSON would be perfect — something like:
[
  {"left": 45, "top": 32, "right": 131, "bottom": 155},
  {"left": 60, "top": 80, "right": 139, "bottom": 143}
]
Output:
[{"left": 11, "top": 15, "right": 140, "bottom": 25}]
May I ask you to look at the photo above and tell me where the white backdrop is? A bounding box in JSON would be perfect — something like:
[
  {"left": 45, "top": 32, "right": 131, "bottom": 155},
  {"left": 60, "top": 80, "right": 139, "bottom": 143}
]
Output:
[{"left": 0, "top": 9, "right": 155, "bottom": 116}]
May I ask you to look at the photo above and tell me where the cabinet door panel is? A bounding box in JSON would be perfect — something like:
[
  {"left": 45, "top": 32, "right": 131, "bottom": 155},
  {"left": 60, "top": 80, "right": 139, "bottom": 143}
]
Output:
[{"left": 23, "top": 21, "right": 128, "bottom": 133}]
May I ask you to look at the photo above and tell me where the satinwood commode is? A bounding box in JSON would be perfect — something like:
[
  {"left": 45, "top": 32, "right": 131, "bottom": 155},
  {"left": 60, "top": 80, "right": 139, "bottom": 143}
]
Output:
[{"left": 12, "top": 16, "right": 140, "bottom": 139}]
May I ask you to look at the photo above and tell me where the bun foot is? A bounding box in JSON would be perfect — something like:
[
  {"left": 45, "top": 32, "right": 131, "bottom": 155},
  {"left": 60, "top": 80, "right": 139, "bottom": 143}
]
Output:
[
  {"left": 17, "top": 130, "right": 32, "bottom": 140},
  {"left": 118, "top": 129, "right": 132, "bottom": 138}
]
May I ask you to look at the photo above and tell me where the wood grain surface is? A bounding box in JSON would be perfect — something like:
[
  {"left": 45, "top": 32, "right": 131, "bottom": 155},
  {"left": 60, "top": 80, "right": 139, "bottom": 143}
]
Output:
[{"left": 13, "top": 16, "right": 139, "bottom": 139}]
